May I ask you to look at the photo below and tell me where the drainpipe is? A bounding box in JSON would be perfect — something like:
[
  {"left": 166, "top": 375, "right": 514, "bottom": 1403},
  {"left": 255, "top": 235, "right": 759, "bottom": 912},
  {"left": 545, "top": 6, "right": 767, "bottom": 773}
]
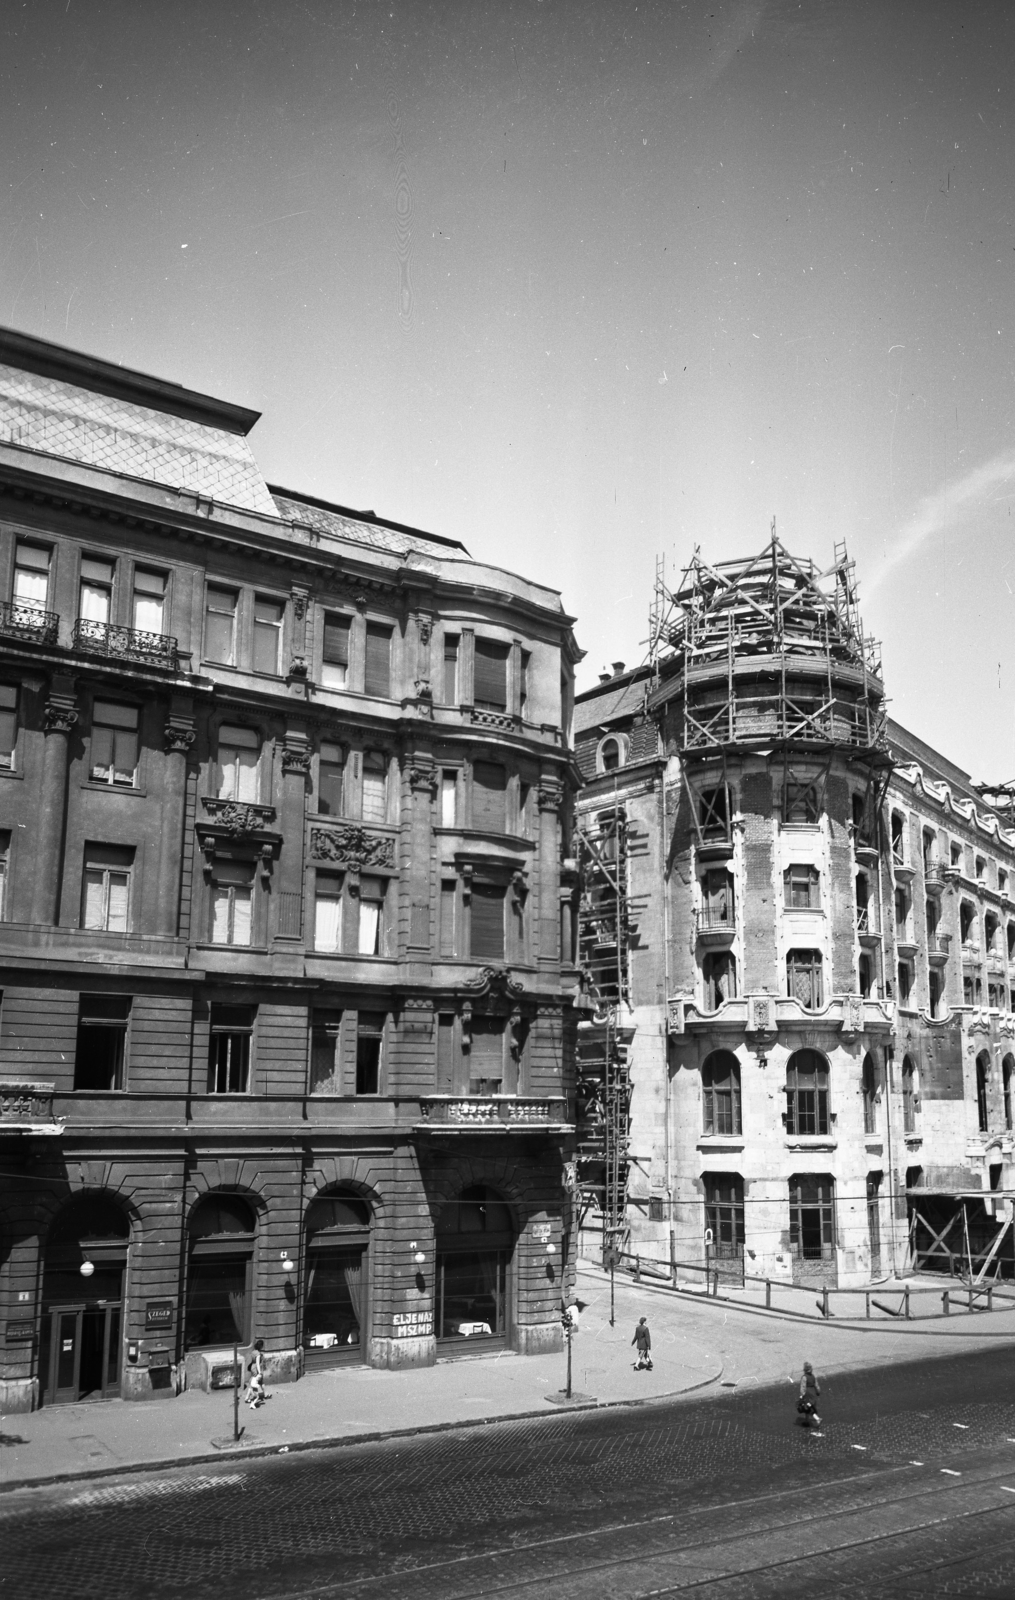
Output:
[{"left": 878, "top": 844, "right": 900, "bottom": 1278}]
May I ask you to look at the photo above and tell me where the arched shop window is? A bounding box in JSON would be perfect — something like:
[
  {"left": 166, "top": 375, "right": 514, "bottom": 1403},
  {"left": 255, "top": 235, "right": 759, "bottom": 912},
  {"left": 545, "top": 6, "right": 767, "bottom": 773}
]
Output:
[
  {"left": 185, "top": 1194, "right": 257, "bottom": 1350},
  {"left": 436, "top": 1185, "right": 514, "bottom": 1350},
  {"left": 303, "top": 1191, "right": 372, "bottom": 1368},
  {"left": 40, "top": 1194, "right": 130, "bottom": 1406}
]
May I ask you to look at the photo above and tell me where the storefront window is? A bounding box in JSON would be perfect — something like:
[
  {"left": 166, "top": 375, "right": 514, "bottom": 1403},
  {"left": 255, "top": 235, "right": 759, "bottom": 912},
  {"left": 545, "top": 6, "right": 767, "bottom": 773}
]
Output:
[
  {"left": 185, "top": 1195, "right": 256, "bottom": 1349},
  {"left": 436, "top": 1185, "right": 513, "bottom": 1347},
  {"left": 303, "top": 1192, "right": 371, "bottom": 1367}
]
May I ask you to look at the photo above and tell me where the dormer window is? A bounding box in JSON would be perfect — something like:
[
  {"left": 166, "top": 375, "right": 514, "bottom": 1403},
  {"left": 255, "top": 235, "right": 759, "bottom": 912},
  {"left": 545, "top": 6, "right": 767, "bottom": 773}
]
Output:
[{"left": 598, "top": 735, "right": 627, "bottom": 774}]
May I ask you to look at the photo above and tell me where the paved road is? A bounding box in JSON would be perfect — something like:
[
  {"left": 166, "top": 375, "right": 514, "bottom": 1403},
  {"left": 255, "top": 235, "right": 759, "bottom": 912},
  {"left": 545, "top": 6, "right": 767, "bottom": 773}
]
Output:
[{"left": 6, "top": 1344, "right": 1015, "bottom": 1599}]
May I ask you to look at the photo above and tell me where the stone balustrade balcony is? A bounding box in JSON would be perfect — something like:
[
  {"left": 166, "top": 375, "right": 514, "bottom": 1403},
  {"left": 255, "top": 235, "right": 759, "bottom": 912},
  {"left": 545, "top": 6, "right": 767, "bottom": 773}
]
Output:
[
  {"left": 0, "top": 1079, "right": 64, "bottom": 1135},
  {"left": 416, "top": 1095, "right": 570, "bottom": 1133}
]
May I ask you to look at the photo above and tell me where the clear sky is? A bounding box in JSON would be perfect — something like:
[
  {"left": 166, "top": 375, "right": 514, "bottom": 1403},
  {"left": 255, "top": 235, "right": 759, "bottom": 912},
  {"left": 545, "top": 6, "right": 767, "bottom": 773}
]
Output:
[{"left": 2, "top": 0, "right": 1015, "bottom": 779}]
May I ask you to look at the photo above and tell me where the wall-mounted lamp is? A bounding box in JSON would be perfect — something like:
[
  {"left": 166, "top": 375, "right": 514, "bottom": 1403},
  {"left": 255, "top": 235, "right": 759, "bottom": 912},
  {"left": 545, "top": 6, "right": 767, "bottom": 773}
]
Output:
[
  {"left": 545, "top": 1243, "right": 557, "bottom": 1256},
  {"left": 80, "top": 1260, "right": 95, "bottom": 1278},
  {"left": 280, "top": 1251, "right": 295, "bottom": 1273},
  {"left": 413, "top": 1251, "right": 425, "bottom": 1265}
]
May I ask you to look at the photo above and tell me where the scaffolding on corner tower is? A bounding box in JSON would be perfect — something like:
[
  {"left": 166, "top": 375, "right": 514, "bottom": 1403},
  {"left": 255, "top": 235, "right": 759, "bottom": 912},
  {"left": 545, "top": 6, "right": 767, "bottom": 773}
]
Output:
[{"left": 649, "top": 527, "right": 893, "bottom": 834}]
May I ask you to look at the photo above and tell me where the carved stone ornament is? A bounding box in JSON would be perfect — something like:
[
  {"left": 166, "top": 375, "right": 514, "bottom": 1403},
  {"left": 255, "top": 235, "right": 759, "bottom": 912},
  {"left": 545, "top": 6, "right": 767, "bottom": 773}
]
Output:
[
  {"left": 418, "top": 616, "right": 433, "bottom": 646},
  {"left": 840, "top": 995, "right": 864, "bottom": 1036},
  {"left": 408, "top": 763, "right": 438, "bottom": 795},
  {"left": 291, "top": 591, "right": 309, "bottom": 622},
  {"left": 537, "top": 784, "right": 563, "bottom": 812},
  {"left": 164, "top": 725, "right": 196, "bottom": 755},
  {"left": 282, "top": 745, "right": 312, "bottom": 776},
  {"left": 414, "top": 678, "right": 433, "bottom": 701},
  {"left": 288, "top": 655, "right": 309, "bottom": 680},
  {"left": 44, "top": 702, "right": 78, "bottom": 734},
  {"left": 748, "top": 994, "right": 776, "bottom": 1035},
  {"left": 310, "top": 825, "right": 396, "bottom": 872},
  {"left": 666, "top": 996, "right": 685, "bottom": 1037},
  {"left": 466, "top": 965, "right": 525, "bottom": 1000},
  {"left": 209, "top": 803, "right": 268, "bottom": 837}
]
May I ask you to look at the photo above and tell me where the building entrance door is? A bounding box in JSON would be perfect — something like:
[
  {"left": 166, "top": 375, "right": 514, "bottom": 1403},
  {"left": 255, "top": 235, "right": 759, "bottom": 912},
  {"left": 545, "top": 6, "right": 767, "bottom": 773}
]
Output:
[
  {"left": 40, "top": 1299, "right": 122, "bottom": 1404},
  {"left": 867, "top": 1173, "right": 882, "bottom": 1278}
]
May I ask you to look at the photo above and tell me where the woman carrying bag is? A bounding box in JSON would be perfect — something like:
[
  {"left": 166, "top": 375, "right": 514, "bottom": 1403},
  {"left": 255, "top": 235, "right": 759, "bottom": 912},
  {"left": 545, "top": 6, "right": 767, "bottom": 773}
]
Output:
[{"left": 796, "top": 1361, "right": 821, "bottom": 1428}]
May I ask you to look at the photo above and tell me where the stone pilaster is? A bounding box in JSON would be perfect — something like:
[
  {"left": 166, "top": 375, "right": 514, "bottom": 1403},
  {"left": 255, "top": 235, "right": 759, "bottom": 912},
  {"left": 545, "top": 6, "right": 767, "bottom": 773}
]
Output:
[{"left": 31, "top": 679, "right": 77, "bottom": 926}]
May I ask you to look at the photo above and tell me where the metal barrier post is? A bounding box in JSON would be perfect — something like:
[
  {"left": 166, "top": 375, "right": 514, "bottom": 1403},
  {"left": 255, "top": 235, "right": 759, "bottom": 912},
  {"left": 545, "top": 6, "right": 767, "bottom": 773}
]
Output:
[
  {"left": 943, "top": 1290, "right": 950, "bottom": 1315},
  {"left": 866, "top": 1292, "right": 871, "bottom": 1320},
  {"left": 969, "top": 1284, "right": 974, "bottom": 1312},
  {"left": 904, "top": 1286, "right": 910, "bottom": 1320},
  {"left": 822, "top": 1286, "right": 829, "bottom": 1319},
  {"left": 766, "top": 1279, "right": 771, "bottom": 1309},
  {"left": 635, "top": 1255, "right": 641, "bottom": 1284},
  {"left": 988, "top": 1285, "right": 994, "bottom": 1313}
]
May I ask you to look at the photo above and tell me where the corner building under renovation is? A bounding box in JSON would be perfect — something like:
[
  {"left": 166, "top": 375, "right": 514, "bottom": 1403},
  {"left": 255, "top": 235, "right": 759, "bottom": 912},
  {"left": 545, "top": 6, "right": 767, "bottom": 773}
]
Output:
[{"left": 575, "top": 535, "right": 1015, "bottom": 1290}]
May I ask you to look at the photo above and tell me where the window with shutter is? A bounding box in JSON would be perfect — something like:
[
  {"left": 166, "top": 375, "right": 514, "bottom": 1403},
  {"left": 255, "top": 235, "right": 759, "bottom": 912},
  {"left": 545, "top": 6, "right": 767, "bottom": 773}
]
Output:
[
  {"left": 81, "top": 845, "right": 134, "bottom": 932},
  {"left": 471, "top": 884, "right": 505, "bottom": 960},
  {"left": 472, "top": 761, "right": 507, "bottom": 832},
  {"left": 474, "top": 640, "right": 509, "bottom": 711},
  {"left": 442, "top": 635, "right": 459, "bottom": 704},
  {"left": 469, "top": 1019, "right": 505, "bottom": 1095},
  {"left": 361, "top": 750, "right": 388, "bottom": 823},
  {"left": 322, "top": 614, "right": 351, "bottom": 687},
  {"left": 364, "top": 624, "right": 392, "bottom": 697},
  {"left": 91, "top": 702, "right": 139, "bottom": 786},
  {"left": 0, "top": 684, "right": 17, "bottom": 769}
]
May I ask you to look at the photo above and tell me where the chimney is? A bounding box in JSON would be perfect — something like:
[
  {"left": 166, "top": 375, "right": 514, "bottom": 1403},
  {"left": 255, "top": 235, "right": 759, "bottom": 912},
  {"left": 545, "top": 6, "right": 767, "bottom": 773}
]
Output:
[
  {"left": 611, "top": 661, "right": 626, "bottom": 677},
  {"left": 598, "top": 672, "right": 612, "bottom": 685}
]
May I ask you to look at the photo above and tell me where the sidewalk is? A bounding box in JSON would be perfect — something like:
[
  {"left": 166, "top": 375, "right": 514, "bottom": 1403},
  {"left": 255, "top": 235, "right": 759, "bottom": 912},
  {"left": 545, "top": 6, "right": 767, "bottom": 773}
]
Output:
[{"left": 0, "top": 1268, "right": 721, "bottom": 1492}]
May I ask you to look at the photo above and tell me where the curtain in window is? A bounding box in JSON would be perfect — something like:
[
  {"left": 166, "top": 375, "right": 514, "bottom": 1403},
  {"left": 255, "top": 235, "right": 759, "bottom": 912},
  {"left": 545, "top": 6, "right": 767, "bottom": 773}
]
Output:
[
  {"left": 227, "top": 1284, "right": 246, "bottom": 1342},
  {"left": 315, "top": 891, "right": 342, "bottom": 952},
  {"left": 83, "top": 871, "right": 106, "bottom": 930},
  {"left": 80, "top": 583, "right": 111, "bottom": 623},
  {"left": 342, "top": 1254, "right": 364, "bottom": 1327},
  {"left": 133, "top": 593, "right": 164, "bottom": 633},
  {"left": 231, "top": 888, "right": 252, "bottom": 945},
  {"left": 358, "top": 897, "right": 381, "bottom": 955},
  {"left": 106, "top": 872, "right": 129, "bottom": 931},
  {"left": 14, "top": 567, "right": 47, "bottom": 607}
]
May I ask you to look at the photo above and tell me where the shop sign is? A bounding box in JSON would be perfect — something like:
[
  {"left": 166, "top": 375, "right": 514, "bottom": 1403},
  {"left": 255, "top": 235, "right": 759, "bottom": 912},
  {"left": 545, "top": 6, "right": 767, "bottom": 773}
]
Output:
[
  {"left": 5, "top": 1320, "right": 34, "bottom": 1343},
  {"left": 532, "top": 1222, "right": 552, "bottom": 1242},
  {"left": 393, "top": 1311, "right": 433, "bottom": 1338},
  {"left": 144, "top": 1300, "right": 174, "bottom": 1332}
]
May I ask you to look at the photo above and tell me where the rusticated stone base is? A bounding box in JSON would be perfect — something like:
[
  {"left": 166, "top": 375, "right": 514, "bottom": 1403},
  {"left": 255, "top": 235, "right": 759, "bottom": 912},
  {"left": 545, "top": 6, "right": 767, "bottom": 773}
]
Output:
[
  {"left": 370, "top": 1335, "right": 436, "bottom": 1370},
  {"left": 0, "top": 1376, "right": 37, "bottom": 1414},
  {"left": 514, "top": 1319, "right": 563, "bottom": 1356}
]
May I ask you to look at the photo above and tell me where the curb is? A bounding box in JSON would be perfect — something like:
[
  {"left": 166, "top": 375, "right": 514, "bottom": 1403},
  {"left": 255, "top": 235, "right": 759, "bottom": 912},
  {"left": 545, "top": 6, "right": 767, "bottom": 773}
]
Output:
[
  {"left": 0, "top": 1363, "right": 724, "bottom": 1496},
  {"left": 580, "top": 1263, "right": 1015, "bottom": 1339}
]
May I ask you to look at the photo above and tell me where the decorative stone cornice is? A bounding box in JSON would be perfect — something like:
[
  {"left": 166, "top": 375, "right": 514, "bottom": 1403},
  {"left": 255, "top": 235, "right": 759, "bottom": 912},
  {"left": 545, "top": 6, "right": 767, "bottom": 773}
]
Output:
[
  {"left": 200, "top": 797, "right": 277, "bottom": 835},
  {"left": 309, "top": 824, "right": 396, "bottom": 872}
]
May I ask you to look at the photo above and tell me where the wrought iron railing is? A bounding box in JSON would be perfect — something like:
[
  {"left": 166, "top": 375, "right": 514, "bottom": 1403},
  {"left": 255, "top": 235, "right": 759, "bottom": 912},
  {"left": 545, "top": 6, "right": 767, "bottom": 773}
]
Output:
[
  {"left": 72, "top": 617, "right": 178, "bottom": 666},
  {"left": 0, "top": 599, "right": 59, "bottom": 645},
  {"left": 696, "top": 905, "right": 736, "bottom": 935}
]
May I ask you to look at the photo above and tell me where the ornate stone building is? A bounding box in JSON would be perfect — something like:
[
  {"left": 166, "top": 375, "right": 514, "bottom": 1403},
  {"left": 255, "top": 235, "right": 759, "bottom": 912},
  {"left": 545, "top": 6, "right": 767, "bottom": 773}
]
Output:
[
  {"left": 0, "top": 329, "right": 581, "bottom": 1410},
  {"left": 574, "top": 537, "right": 1015, "bottom": 1292}
]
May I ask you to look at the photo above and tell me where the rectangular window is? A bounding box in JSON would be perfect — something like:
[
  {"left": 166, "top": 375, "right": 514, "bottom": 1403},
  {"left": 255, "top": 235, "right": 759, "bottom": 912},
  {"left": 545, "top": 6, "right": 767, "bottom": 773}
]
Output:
[
  {"left": 364, "top": 623, "right": 392, "bottom": 697},
  {"left": 217, "top": 724, "right": 259, "bottom": 802},
  {"left": 0, "top": 831, "right": 9, "bottom": 919},
  {"left": 787, "top": 949, "right": 823, "bottom": 1010},
  {"left": 317, "top": 742, "right": 344, "bottom": 816},
  {"left": 703, "top": 951, "right": 736, "bottom": 1011},
  {"left": 702, "top": 1058, "right": 741, "bottom": 1136},
  {"left": 440, "top": 879, "right": 457, "bottom": 957},
  {"left": 786, "top": 1058, "right": 830, "bottom": 1137},
  {"left": 473, "top": 760, "right": 507, "bottom": 831},
  {"left": 81, "top": 844, "right": 134, "bottom": 932},
  {"left": 519, "top": 651, "right": 530, "bottom": 716},
  {"left": 784, "top": 780, "right": 819, "bottom": 824},
  {"left": 313, "top": 872, "right": 343, "bottom": 952},
  {"left": 358, "top": 876, "right": 385, "bottom": 956},
  {"left": 321, "top": 613, "right": 351, "bottom": 689},
  {"left": 0, "top": 684, "right": 17, "bottom": 770},
  {"left": 361, "top": 750, "right": 388, "bottom": 823},
  {"left": 253, "top": 597, "right": 283, "bottom": 675},
  {"left": 788, "top": 1174, "right": 835, "bottom": 1260},
  {"left": 437, "top": 1013, "right": 455, "bottom": 1091},
  {"left": 474, "top": 639, "right": 509, "bottom": 711},
  {"left": 208, "top": 1005, "right": 254, "bottom": 1093},
  {"left": 74, "top": 996, "right": 130, "bottom": 1091},
  {"left": 79, "top": 556, "right": 113, "bottom": 624},
  {"left": 90, "top": 702, "right": 139, "bottom": 786},
  {"left": 205, "top": 586, "right": 238, "bottom": 665},
  {"left": 210, "top": 861, "right": 254, "bottom": 946},
  {"left": 441, "top": 771, "right": 458, "bottom": 828},
  {"left": 356, "top": 1012, "right": 385, "bottom": 1094},
  {"left": 471, "top": 883, "right": 506, "bottom": 961},
  {"left": 784, "top": 865, "right": 820, "bottom": 909},
  {"left": 310, "top": 1010, "right": 342, "bottom": 1095},
  {"left": 13, "top": 541, "right": 50, "bottom": 609},
  {"left": 469, "top": 1018, "right": 505, "bottom": 1095},
  {"left": 700, "top": 786, "right": 729, "bottom": 843},
  {"left": 132, "top": 568, "right": 166, "bottom": 635},
  {"left": 442, "top": 634, "right": 460, "bottom": 704}
]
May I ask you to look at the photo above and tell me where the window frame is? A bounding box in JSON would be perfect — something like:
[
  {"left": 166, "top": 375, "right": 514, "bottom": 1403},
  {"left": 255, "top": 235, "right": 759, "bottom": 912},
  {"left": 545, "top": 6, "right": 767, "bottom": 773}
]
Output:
[
  {"left": 204, "top": 584, "right": 239, "bottom": 666},
  {"left": 321, "top": 612, "right": 352, "bottom": 688},
  {"left": 207, "top": 1006, "right": 255, "bottom": 1095},
  {"left": 316, "top": 741, "right": 345, "bottom": 817},
  {"left": 216, "top": 723, "right": 261, "bottom": 803},
  {"left": 470, "top": 880, "right": 507, "bottom": 962},
  {"left": 701, "top": 1052, "right": 742, "bottom": 1137},
  {"left": 132, "top": 567, "right": 168, "bottom": 636},
  {"left": 355, "top": 1011, "right": 386, "bottom": 1095},
  {"left": 90, "top": 701, "right": 141, "bottom": 788},
  {"left": 786, "top": 948, "right": 823, "bottom": 1010},
  {"left": 81, "top": 846, "right": 134, "bottom": 933},
  {"left": 209, "top": 860, "right": 256, "bottom": 947},
  {"left": 473, "top": 638, "right": 510, "bottom": 712},
  {"left": 12, "top": 540, "right": 52, "bottom": 611},
  {"left": 252, "top": 595, "right": 285, "bottom": 676},
  {"left": 0, "top": 683, "right": 18, "bottom": 771},
  {"left": 785, "top": 1050, "right": 830, "bottom": 1137},
  {"left": 74, "top": 995, "right": 131, "bottom": 1093},
  {"left": 784, "top": 864, "right": 821, "bottom": 910},
  {"left": 364, "top": 622, "right": 393, "bottom": 699}
]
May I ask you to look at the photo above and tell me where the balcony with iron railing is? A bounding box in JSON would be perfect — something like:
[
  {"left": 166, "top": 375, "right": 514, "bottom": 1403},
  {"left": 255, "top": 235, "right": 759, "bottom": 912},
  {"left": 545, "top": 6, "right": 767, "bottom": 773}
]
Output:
[
  {"left": 72, "top": 617, "right": 178, "bottom": 668},
  {"left": 0, "top": 599, "right": 59, "bottom": 646},
  {"left": 695, "top": 904, "right": 737, "bottom": 946}
]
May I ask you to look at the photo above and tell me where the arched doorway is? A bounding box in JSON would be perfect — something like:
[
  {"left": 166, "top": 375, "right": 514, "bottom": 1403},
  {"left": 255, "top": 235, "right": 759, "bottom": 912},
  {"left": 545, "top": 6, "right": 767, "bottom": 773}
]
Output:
[
  {"left": 435, "top": 1185, "right": 514, "bottom": 1351},
  {"left": 184, "top": 1194, "right": 256, "bottom": 1351},
  {"left": 303, "top": 1190, "right": 371, "bottom": 1368},
  {"left": 40, "top": 1194, "right": 129, "bottom": 1405}
]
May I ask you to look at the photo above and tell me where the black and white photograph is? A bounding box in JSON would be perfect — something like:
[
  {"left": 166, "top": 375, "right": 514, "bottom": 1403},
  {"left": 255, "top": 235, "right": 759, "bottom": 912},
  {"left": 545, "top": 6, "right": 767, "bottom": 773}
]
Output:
[{"left": 3, "top": 2, "right": 1015, "bottom": 1596}]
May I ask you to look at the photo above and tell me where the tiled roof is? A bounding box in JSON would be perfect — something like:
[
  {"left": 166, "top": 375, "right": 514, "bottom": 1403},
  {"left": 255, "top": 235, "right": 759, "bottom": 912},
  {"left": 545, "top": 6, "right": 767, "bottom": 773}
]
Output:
[
  {"left": 574, "top": 677, "right": 648, "bottom": 734},
  {"left": 271, "top": 493, "right": 465, "bottom": 561},
  {"left": 0, "top": 364, "right": 278, "bottom": 516}
]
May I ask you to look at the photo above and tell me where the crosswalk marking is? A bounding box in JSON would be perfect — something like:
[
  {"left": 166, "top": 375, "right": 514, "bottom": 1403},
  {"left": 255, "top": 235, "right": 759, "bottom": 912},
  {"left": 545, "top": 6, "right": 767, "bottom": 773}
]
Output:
[
  {"left": 941, "top": 1469, "right": 962, "bottom": 1476},
  {"left": 952, "top": 1423, "right": 970, "bottom": 1430}
]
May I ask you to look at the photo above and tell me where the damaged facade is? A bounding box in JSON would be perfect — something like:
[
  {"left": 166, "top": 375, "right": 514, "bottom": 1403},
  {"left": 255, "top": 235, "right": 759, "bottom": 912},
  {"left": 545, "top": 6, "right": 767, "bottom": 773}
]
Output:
[
  {"left": 575, "top": 535, "right": 1015, "bottom": 1290},
  {"left": 0, "top": 329, "right": 582, "bottom": 1412}
]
